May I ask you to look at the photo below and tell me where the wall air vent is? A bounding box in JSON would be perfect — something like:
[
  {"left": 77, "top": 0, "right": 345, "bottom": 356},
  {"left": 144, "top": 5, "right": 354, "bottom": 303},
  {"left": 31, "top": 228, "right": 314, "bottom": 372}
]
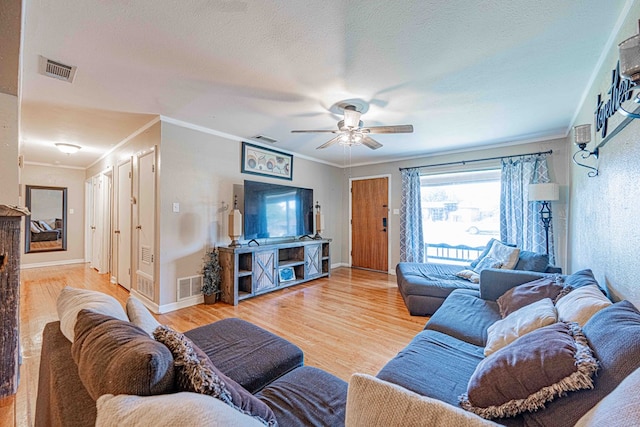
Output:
[
  {"left": 38, "top": 55, "right": 77, "bottom": 83},
  {"left": 253, "top": 135, "right": 278, "bottom": 144}
]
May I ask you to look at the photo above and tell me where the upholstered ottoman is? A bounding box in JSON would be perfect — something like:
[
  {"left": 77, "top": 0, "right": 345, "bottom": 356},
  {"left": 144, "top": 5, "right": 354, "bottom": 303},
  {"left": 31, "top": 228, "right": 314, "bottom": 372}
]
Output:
[
  {"left": 257, "top": 366, "right": 348, "bottom": 427},
  {"left": 184, "top": 318, "right": 304, "bottom": 393}
]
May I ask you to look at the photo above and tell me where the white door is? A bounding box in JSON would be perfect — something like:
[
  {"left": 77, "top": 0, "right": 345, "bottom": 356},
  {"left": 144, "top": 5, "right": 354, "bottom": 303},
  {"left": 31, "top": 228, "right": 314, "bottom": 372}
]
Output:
[
  {"left": 85, "top": 180, "right": 93, "bottom": 264},
  {"left": 115, "top": 159, "right": 132, "bottom": 290},
  {"left": 135, "top": 149, "right": 156, "bottom": 300},
  {"left": 90, "top": 175, "right": 102, "bottom": 271}
]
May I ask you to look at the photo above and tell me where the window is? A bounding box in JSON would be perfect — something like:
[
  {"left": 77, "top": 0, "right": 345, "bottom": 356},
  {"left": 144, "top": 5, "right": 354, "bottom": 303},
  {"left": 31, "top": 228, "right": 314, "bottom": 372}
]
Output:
[{"left": 421, "top": 169, "right": 501, "bottom": 264}]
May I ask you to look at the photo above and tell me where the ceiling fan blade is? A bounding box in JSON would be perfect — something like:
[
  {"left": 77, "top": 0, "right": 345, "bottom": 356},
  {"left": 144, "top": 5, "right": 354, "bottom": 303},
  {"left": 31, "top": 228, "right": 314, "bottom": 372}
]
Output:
[
  {"left": 316, "top": 135, "right": 342, "bottom": 149},
  {"left": 365, "top": 124, "right": 414, "bottom": 134},
  {"left": 291, "top": 129, "right": 338, "bottom": 133},
  {"left": 362, "top": 136, "right": 383, "bottom": 150}
]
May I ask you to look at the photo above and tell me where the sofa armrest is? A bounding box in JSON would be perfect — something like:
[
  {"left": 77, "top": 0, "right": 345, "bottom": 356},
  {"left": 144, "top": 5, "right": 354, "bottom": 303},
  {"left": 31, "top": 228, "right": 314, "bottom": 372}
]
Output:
[
  {"left": 479, "top": 269, "right": 552, "bottom": 301},
  {"left": 346, "top": 374, "right": 499, "bottom": 427}
]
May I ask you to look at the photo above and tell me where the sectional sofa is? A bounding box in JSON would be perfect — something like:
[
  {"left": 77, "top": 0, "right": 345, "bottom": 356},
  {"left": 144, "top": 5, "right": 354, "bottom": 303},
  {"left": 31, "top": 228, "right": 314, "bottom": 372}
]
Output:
[
  {"left": 35, "top": 287, "right": 347, "bottom": 426},
  {"left": 396, "top": 239, "right": 562, "bottom": 316},
  {"left": 356, "top": 268, "right": 640, "bottom": 426}
]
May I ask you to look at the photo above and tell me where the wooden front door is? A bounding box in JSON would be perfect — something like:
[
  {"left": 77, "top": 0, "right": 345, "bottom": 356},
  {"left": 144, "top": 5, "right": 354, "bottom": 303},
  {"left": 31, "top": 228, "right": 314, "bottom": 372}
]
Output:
[{"left": 351, "top": 177, "right": 389, "bottom": 272}]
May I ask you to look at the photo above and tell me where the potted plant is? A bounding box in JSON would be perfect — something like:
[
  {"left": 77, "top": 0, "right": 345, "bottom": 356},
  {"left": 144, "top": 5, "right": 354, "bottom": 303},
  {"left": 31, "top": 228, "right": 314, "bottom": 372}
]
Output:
[{"left": 201, "top": 247, "right": 222, "bottom": 304}]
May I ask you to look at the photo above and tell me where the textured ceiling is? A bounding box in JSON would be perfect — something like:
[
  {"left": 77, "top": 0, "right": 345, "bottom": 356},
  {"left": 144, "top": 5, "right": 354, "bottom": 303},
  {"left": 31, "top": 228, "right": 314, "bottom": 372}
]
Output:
[{"left": 20, "top": 0, "right": 630, "bottom": 168}]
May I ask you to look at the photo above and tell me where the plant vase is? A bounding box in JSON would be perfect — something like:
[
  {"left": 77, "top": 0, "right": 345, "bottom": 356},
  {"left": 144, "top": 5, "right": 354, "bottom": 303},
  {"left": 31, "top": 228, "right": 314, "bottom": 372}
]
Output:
[{"left": 201, "top": 247, "right": 222, "bottom": 305}]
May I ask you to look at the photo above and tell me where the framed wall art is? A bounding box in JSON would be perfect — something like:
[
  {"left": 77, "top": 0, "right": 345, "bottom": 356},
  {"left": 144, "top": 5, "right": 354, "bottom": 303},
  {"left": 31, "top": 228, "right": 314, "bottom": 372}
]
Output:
[{"left": 241, "top": 142, "right": 293, "bottom": 180}]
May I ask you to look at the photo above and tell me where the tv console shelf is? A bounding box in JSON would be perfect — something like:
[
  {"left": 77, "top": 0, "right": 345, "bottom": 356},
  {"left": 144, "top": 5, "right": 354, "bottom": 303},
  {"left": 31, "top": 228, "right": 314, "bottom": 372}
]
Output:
[{"left": 219, "top": 239, "right": 331, "bottom": 305}]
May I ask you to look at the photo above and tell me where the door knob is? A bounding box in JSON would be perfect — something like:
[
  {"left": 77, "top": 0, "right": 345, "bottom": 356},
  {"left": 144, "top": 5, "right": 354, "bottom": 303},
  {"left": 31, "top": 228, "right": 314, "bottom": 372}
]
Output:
[
  {"left": 136, "top": 225, "right": 142, "bottom": 230},
  {"left": 114, "top": 230, "right": 120, "bottom": 234}
]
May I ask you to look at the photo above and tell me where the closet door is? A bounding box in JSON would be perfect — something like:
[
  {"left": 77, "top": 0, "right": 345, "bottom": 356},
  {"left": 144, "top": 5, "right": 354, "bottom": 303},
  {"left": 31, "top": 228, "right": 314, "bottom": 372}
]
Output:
[
  {"left": 115, "top": 159, "right": 132, "bottom": 290},
  {"left": 134, "top": 148, "right": 156, "bottom": 301}
]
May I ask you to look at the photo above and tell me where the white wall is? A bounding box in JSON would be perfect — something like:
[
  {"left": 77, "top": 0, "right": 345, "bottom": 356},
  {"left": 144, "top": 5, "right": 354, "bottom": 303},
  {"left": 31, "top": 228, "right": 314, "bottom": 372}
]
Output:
[
  {"left": 0, "top": 93, "right": 19, "bottom": 206},
  {"left": 568, "top": 2, "right": 640, "bottom": 306},
  {"left": 346, "top": 138, "right": 570, "bottom": 273},
  {"left": 158, "top": 122, "right": 343, "bottom": 307},
  {"left": 21, "top": 164, "right": 86, "bottom": 266}
]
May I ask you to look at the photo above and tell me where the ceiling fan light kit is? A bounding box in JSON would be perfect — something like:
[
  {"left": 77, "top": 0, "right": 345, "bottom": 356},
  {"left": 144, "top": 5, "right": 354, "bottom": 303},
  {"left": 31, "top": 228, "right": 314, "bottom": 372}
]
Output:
[{"left": 291, "top": 101, "right": 413, "bottom": 151}]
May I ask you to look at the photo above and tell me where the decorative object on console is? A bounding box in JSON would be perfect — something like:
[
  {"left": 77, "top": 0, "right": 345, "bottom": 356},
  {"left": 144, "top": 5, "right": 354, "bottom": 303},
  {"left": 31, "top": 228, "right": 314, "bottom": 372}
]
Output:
[
  {"left": 313, "top": 201, "right": 324, "bottom": 240},
  {"left": 528, "top": 182, "right": 559, "bottom": 255},
  {"left": 228, "top": 195, "right": 242, "bottom": 247},
  {"left": 278, "top": 267, "right": 296, "bottom": 283},
  {"left": 201, "top": 248, "right": 222, "bottom": 304},
  {"left": 572, "top": 124, "right": 599, "bottom": 177},
  {"left": 241, "top": 141, "right": 293, "bottom": 180}
]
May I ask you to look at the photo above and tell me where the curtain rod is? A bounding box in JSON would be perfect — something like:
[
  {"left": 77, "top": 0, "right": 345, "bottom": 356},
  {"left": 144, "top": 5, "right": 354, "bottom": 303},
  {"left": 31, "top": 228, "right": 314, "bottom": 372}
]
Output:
[{"left": 398, "top": 150, "right": 553, "bottom": 171}]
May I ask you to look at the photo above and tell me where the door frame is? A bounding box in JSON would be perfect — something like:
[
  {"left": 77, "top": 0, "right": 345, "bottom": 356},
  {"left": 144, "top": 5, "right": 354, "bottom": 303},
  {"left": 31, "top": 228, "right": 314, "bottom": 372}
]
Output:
[{"left": 349, "top": 174, "right": 392, "bottom": 274}]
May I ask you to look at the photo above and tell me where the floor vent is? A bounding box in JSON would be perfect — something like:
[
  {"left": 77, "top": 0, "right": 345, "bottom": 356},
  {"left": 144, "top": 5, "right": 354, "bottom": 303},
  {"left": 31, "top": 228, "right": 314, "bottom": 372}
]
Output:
[
  {"left": 177, "top": 275, "right": 203, "bottom": 301},
  {"left": 38, "top": 56, "right": 77, "bottom": 83},
  {"left": 137, "top": 273, "right": 154, "bottom": 300},
  {"left": 252, "top": 135, "right": 278, "bottom": 144}
]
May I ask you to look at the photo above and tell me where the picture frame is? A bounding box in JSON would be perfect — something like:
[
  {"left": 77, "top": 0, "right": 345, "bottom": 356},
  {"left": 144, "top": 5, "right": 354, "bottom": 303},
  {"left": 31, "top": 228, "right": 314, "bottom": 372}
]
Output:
[
  {"left": 241, "top": 141, "right": 293, "bottom": 180},
  {"left": 278, "top": 266, "right": 296, "bottom": 283}
]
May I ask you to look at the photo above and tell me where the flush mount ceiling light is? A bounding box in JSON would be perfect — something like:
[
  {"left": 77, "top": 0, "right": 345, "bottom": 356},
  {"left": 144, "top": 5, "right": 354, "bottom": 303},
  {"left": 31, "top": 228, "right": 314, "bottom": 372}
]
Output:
[{"left": 55, "top": 143, "right": 82, "bottom": 154}]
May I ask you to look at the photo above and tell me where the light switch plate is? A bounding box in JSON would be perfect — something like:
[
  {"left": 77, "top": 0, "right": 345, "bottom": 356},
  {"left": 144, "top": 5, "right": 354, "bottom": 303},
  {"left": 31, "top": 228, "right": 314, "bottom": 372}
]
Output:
[
  {"left": 393, "top": 209, "right": 400, "bottom": 215},
  {"left": 172, "top": 202, "right": 180, "bottom": 213}
]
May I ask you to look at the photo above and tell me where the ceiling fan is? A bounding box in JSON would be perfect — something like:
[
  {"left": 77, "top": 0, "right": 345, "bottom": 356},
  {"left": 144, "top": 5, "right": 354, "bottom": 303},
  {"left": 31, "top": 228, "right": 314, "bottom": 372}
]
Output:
[{"left": 291, "top": 105, "right": 413, "bottom": 150}]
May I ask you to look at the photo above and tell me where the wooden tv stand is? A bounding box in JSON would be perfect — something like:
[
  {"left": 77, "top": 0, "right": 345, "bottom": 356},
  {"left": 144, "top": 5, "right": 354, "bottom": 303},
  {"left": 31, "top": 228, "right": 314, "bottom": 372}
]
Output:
[{"left": 218, "top": 239, "right": 331, "bottom": 305}]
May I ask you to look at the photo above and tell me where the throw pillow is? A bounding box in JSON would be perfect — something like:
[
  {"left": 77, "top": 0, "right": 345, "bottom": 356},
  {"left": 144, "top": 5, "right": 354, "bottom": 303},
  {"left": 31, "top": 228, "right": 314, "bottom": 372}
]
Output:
[
  {"left": 562, "top": 269, "right": 600, "bottom": 289},
  {"left": 473, "top": 256, "right": 503, "bottom": 273},
  {"left": 484, "top": 240, "right": 520, "bottom": 270},
  {"left": 555, "top": 284, "right": 612, "bottom": 326},
  {"left": 153, "top": 325, "right": 277, "bottom": 427},
  {"left": 57, "top": 286, "right": 128, "bottom": 342},
  {"left": 39, "top": 219, "right": 54, "bottom": 231},
  {"left": 460, "top": 322, "right": 598, "bottom": 419},
  {"left": 96, "top": 392, "right": 264, "bottom": 427},
  {"left": 469, "top": 239, "right": 498, "bottom": 269},
  {"left": 497, "top": 276, "right": 563, "bottom": 318},
  {"left": 30, "top": 221, "right": 42, "bottom": 233},
  {"left": 126, "top": 296, "right": 161, "bottom": 336},
  {"left": 346, "top": 374, "right": 499, "bottom": 427},
  {"left": 514, "top": 251, "right": 549, "bottom": 272},
  {"left": 71, "top": 309, "right": 175, "bottom": 400},
  {"left": 484, "top": 298, "right": 557, "bottom": 356},
  {"left": 456, "top": 269, "right": 480, "bottom": 284}
]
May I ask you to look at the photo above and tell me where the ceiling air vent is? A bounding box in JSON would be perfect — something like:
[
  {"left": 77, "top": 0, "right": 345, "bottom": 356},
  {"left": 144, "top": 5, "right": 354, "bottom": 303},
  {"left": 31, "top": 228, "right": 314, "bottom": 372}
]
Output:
[
  {"left": 38, "top": 55, "right": 77, "bottom": 83},
  {"left": 252, "top": 135, "right": 278, "bottom": 144}
]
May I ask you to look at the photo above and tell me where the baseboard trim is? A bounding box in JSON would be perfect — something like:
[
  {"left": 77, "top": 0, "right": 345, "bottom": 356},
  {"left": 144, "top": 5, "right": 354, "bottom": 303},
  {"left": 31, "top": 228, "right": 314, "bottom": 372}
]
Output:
[
  {"left": 130, "top": 289, "right": 204, "bottom": 314},
  {"left": 21, "top": 259, "right": 87, "bottom": 269}
]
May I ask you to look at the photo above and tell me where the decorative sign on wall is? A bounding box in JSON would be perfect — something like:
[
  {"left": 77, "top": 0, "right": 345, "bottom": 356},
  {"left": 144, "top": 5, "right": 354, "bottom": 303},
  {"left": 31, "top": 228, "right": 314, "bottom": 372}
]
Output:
[
  {"left": 241, "top": 142, "right": 293, "bottom": 180},
  {"left": 594, "top": 61, "right": 635, "bottom": 139}
]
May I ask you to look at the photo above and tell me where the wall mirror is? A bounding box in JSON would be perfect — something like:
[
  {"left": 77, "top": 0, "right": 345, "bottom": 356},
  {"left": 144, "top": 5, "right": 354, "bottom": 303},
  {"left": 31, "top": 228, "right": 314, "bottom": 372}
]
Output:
[{"left": 25, "top": 185, "right": 67, "bottom": 253}]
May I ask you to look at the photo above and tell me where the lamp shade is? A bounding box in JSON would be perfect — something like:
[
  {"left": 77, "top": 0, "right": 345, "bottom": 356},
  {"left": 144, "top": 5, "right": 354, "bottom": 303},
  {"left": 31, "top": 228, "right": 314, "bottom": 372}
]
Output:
[{"left": 528, "top": 183, "right": 559, "bottom": 202}]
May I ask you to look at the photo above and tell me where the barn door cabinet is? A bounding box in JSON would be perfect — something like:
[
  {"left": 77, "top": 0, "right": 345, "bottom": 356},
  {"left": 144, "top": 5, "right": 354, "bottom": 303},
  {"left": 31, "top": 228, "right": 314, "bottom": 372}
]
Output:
[{"left": 219, "top": 239, "right": 331, "bottom": 305}]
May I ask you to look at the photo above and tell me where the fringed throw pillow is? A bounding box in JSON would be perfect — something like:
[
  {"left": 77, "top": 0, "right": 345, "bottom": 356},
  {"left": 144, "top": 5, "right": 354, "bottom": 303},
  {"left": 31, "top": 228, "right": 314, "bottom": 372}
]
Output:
[
  {"left": 153, "top": 325, "right": 277, "bottom": 427},
  {"left": 460, "top": 322, "right": 598, "bottom": 419}
]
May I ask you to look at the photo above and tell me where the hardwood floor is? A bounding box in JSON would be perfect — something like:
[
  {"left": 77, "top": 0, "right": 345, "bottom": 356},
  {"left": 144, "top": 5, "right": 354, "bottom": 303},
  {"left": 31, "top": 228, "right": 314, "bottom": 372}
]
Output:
[{"left": 2, "top": 264, "right": 426, "bottom": 426}]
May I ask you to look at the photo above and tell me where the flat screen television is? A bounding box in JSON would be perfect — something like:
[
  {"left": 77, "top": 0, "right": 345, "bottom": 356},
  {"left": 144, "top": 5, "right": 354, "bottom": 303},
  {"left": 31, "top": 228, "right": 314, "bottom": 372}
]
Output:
[{"left": 243, "top": 180, "right": 314, "bottom": 240}]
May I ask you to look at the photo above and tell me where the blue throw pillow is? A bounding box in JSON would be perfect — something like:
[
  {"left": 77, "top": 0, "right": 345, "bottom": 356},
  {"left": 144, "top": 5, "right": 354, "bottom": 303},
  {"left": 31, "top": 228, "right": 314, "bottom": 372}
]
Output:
[
  {"left": 469, "top": 239, "right": 497, "bottom": 268},
  {"left": 563, "top": 269, "right": 599, "bottom": 289},
  {"left": 514, "top": 251, "right": 549, "bottom": 272}
]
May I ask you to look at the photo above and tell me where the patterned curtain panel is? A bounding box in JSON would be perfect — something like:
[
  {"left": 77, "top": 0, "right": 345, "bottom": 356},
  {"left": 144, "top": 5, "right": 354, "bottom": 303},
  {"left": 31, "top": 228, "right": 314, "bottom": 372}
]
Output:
[
  {"left": 500, "top": 155, "right": 555, "bottom": 264},
  {"left": 400, "top": 168, "right": 425, "bottom": 263}
]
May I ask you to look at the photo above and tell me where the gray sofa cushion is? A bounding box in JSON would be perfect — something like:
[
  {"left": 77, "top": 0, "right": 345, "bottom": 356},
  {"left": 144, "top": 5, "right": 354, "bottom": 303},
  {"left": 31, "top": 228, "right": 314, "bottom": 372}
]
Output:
[
  {"left": 519, "top": 301, "right": 640, "bottom": 427},
  {"left": 424, "top": 289, "right": 501, "bottom": 347},
  {"left": 514, "top": 251, "right": 549, "bottom": 272},
  {"left": 184, "top": 318, "right": 303, "bottom": 394},
  {"left": 396, "top": 263, "right": 478, "bottom": 298},
  {"left": 377, "top": 330, "right": 484, "bottom": 406},
  {"left": 257, "top": 366, "right": 347, "bottom": 427}
]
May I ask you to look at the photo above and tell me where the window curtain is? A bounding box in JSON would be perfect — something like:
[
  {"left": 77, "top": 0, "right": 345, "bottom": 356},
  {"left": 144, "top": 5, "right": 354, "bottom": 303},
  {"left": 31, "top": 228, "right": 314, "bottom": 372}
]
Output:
[
  {"left": 500, "top": 155, "right": 555, "bottom": 264},
  {"left": 400, "top": 168, "right": 425, "bottom": 262}
]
